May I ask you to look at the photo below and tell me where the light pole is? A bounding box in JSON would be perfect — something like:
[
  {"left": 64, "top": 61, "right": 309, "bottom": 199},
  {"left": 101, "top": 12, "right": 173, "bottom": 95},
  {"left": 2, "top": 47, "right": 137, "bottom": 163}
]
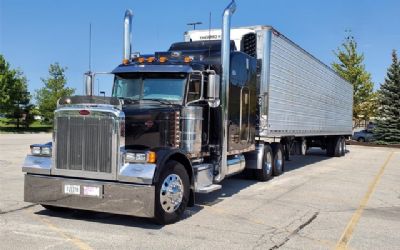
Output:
[{"left": 187, "top": 22, "right": 202, "bottom": 30}]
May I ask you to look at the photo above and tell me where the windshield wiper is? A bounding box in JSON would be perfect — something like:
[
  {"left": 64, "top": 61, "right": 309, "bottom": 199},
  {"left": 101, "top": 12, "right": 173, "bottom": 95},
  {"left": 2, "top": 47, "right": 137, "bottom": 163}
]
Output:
[
  {"left": 119, "top": 97, "right": 140, "bottom": 104},
  {"left": 141, "top": 98, "right": 173, "bottom": 105}
]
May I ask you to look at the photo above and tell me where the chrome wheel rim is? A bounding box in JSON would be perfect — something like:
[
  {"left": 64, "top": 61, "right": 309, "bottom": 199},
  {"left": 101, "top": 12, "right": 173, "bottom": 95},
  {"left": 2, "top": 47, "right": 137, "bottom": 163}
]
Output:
[
  {"left": 264, "top": 151, "right": 272, "bottom": 174},
  {"left": 160, "top": 174, "right": 184, "bottom": 213},
  {"left": 275, "top": 150, "right": 283, "bottom": 171},
  {"left": 301, "top": 140, "right": 307, "bottom": 155}
]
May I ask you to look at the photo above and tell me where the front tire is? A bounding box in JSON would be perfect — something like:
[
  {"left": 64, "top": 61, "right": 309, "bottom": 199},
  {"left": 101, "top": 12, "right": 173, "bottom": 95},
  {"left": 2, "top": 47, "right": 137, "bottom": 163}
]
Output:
[{"left": 154, "top": 161, "right": 189, "bottom": 225}]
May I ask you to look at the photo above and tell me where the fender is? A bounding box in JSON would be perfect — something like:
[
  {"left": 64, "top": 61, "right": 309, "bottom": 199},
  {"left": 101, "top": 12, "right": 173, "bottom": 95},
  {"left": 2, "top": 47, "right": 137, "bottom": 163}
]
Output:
[{"left": 152, "top": 148, "right": 194, "bottom": 186}]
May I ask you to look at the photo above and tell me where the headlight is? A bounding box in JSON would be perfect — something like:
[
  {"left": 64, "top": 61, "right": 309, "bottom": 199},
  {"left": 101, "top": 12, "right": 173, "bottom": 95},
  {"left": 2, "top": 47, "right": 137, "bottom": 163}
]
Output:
[
  {"left": 31, "top": 146, "right": 41, "bottom": 155},
  {"left": 40, "top": 146, "right": 52, "bottom": 156},
  {"left": 30, "top": 143, "right": 52, "bottom": 157},
  {"left": 135, "top": 153, "right": 146, "bottom": 161},
  {"left": 125, "top": 152, "right": 137, "bottom": 162},
  {"left": 124, "top": 151, "right": 156, "bottom": 163}
]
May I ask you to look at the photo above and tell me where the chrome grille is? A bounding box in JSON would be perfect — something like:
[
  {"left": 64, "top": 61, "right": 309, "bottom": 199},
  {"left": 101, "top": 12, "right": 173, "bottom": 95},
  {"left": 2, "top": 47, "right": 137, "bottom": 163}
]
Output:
[{"left": 56, "top": 116, "right": 113, "bottom": 173}]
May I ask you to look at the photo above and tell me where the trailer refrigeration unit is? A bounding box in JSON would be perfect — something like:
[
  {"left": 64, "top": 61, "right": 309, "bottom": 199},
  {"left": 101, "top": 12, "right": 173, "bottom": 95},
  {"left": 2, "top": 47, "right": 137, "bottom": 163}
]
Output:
[{"left": 23, "top": 1, "right": 352, "bottom": 224}]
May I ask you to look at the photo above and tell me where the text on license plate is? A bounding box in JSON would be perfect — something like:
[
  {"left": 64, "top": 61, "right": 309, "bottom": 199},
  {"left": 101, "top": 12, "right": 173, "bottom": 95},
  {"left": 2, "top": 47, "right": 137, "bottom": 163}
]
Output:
[
  {"left": 83, "top": 186, "right": 101, "bottom": 197},
  {"left": 64, "top": 184, "right": 80, "bottom": 195}
]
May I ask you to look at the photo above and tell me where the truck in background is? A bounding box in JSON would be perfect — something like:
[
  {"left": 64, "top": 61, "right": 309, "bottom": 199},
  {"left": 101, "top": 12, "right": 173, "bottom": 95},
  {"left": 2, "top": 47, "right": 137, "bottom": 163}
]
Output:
[{"left": 23, "top": 1, "right": 352, "bottom": 224}]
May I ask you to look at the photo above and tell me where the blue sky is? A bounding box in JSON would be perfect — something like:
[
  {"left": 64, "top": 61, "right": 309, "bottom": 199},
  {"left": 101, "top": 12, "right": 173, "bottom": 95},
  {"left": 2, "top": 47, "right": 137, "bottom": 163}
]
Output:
[{"left": 1, "top": 0, "right": 399, "bottom": 99}]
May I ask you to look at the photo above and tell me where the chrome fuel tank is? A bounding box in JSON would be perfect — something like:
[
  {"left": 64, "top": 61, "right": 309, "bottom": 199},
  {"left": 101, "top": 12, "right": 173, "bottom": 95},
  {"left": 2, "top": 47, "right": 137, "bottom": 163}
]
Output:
[{"left": 181, "top": 106, "right": 203, "bottom": 154}]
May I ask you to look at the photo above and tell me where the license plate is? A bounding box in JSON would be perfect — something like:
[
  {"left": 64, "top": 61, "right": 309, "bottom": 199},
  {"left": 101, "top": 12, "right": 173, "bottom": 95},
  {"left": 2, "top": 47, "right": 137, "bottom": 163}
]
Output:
[
  {"left": 64, "top": 184, "right": 80, "bottom": 195},
  {"left": 83, "top": 186, "right": 101, "bottom": 197}
]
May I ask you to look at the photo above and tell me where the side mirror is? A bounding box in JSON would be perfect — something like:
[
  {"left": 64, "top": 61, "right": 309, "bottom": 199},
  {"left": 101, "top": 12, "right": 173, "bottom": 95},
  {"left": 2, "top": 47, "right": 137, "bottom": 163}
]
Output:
[{"left": 207, "top": 74, "right": 220, "bottom": 107}]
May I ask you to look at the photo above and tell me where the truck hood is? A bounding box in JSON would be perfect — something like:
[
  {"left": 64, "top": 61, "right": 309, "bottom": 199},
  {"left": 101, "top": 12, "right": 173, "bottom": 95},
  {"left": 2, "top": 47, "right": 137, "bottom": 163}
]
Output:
[{"left": 123, "top": 103, "right": 180, "bottom": 150}]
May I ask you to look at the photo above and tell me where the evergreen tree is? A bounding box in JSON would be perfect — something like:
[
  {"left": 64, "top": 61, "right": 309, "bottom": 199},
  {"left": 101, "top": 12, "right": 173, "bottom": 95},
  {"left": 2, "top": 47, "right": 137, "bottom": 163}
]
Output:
[
  {"left": 0, "top": 54, "right": 31, "bottom": 128},
  {"left": 374, "top": 50, "right": 400, "bottom": 144},
  {"left": 36, "top": 63, "right": 75, "bottom": 124},
  {"left": 332, "top": 36, "right": 376, "bottom": 128}
]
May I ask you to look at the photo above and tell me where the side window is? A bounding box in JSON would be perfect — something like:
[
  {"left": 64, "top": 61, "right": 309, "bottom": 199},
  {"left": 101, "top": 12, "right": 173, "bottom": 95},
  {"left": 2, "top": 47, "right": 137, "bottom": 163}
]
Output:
[{"left": 187, "top": 76, "right": 201, "bottom": 103}]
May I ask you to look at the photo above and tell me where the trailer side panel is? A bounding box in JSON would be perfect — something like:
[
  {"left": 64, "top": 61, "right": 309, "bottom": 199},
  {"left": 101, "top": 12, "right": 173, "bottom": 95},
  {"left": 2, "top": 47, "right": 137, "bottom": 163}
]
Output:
[{"left": 263, "top": 31, "right": 353, "bottom": 137}]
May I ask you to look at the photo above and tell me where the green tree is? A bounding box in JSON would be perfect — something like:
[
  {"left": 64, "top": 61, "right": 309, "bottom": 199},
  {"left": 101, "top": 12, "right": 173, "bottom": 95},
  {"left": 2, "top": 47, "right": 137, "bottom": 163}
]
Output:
[
  {"left": 373, "top": 50, "right": 400, "bottom": 144},
  {"left": 0, "top": 54, "right": 31, "bottom": 128},
  {"left": 36, "top": 63, "right": 75, "bottom": 124},
  {"left": 332, "top": 36, "right": 376, "bottom": 128}
]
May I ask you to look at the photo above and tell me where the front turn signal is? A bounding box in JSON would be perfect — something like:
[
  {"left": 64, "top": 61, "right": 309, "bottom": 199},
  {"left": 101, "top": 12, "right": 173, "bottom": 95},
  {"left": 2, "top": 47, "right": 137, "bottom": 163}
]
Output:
[{"left": 147, "top": 151, "right": 156, "bottom": 163}]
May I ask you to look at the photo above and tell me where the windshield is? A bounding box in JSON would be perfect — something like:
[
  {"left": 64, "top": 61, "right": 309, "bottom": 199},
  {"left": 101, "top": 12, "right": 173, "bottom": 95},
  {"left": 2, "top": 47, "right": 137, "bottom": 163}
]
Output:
[{"left": 112, "top": 73, "right": 187, "bottom": 103}]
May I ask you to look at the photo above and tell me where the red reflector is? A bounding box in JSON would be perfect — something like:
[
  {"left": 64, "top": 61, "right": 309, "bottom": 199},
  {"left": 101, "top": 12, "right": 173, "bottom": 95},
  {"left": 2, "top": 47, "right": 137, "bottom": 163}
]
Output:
[{"left": 79, "top": 110, "right": 90, "bottom": 115}]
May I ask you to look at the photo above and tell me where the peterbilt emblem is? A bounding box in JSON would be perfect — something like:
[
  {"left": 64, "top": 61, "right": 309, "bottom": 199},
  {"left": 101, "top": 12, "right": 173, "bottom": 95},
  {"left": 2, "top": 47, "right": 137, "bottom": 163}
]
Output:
[
  {"left": 79, "top": 110, "right": 90, "bottom": 115},
  {"left": 145, "top": 120, "right": 154, "bottom": 128}
]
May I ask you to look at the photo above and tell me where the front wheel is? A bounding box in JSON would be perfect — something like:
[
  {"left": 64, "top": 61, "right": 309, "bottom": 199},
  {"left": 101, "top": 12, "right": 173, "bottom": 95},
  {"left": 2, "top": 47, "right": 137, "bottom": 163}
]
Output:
[{"left": 154, "top": 161, "right": 190, "bottom": 224}]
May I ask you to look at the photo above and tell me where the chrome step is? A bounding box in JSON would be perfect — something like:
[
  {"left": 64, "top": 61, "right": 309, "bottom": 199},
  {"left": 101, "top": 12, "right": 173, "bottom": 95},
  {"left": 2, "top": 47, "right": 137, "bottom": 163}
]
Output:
[{"left": 195, "top": 184, "right": 221, "bottom": 193}]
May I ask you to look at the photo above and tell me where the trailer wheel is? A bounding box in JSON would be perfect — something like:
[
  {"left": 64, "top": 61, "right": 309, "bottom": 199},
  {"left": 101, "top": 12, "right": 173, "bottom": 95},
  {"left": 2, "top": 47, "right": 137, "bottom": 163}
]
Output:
[
  {"left": 327, "top": 136, "right": 342, "bottom": 157},
  {"left": 154, "top": 161, "right": 190, "bottom": 225},
  {"left": 300, "top": 139, "right": 307, "bottom": 156},
  {"left": 271, "top": 143, "right": 284, "bottom": 176},
  {"left": 340, "top": 137, "right": 346, "bottom": 156},
  {"left": 255, "top": 144, "right": 273, "bottom": 181}
]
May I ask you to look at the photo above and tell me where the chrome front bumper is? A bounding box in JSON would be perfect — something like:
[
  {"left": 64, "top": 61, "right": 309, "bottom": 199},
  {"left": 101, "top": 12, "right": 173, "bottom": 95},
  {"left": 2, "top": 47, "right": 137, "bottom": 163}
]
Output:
[{"left": 24, "top": 174, "right": 155, "bottom": 218}]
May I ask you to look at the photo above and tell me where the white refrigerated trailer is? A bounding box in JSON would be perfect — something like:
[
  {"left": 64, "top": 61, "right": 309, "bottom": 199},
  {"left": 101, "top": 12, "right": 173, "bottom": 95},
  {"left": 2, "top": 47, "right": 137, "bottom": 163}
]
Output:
[{"left": 186, "top": 26, "right": 353, "bottom": 160}]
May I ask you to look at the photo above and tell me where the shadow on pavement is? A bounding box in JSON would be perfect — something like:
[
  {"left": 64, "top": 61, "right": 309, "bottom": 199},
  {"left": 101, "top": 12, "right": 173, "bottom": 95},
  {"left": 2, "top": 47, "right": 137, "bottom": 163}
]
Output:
[{"left": 35, "top": 207, "right": 164, "bottom": 229}]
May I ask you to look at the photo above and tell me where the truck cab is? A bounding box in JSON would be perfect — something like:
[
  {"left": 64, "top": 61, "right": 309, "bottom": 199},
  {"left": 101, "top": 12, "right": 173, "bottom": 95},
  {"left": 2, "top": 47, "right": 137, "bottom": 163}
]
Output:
[{"left": 23, "top": 1, "right": 259, "bottom": 224}]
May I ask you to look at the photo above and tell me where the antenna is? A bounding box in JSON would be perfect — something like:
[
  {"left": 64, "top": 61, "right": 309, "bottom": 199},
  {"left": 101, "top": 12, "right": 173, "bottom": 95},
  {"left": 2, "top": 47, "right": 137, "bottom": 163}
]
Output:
[
  {"left": 208, "top": 12, "right": 212, "bottom": 58},
  {"left": 208, "top": 12, "right": 211, "bottom": 40},
  {"left": 88, "top": 23, "right": 92, "bottom": 72}
]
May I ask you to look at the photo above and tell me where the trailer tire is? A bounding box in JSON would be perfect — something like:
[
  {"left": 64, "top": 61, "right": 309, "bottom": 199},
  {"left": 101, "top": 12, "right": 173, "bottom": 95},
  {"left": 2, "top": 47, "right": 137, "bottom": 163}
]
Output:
[
  {"left": 255, "top": 144, "right": 273, "bottom": 181},
  {"left": 328, "top": 136, "right": 341, "bottom": 157},
  {"left": 340, "top": 137, "right": 346, "bottom": 156},
  {"left": 271, "top": 143, "right": 284, "bottom": 176},
  {"left": 154, "top": 160, "right": 190, "bottom": 225},
  {"left": 326, "top": 137, "right": 341, "bottom": 157}
]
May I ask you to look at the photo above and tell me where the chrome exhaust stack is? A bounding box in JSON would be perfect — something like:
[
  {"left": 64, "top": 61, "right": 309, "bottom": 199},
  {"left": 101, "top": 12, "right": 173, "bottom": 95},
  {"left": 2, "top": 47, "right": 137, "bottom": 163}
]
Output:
[
  {"left": 84, "top": 71, "right": 94, "bottom": 96},
  {"left": 216, "top": 0, "right": 236, "bottom": 182},
  {"left": 123, "top": 9, "right": 133, "bottom": 64}
]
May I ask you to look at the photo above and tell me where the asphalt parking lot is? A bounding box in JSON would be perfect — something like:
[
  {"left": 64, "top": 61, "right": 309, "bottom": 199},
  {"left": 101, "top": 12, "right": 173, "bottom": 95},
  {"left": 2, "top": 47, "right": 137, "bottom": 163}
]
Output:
[{"left": 1, "top": 133, "right": 399, "bottom": 250}]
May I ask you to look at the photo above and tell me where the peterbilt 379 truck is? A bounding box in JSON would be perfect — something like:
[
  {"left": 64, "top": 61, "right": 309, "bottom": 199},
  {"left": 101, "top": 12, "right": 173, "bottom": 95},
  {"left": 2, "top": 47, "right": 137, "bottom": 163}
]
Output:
[{"left": 23, "top": 1, "right": 352, "bottom": 224}]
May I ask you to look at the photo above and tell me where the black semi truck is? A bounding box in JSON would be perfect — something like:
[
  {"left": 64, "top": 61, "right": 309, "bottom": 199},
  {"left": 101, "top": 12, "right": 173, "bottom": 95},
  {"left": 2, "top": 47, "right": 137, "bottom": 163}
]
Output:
[{"left": 23, "top": 1, "right": 352, "bottom": 224}]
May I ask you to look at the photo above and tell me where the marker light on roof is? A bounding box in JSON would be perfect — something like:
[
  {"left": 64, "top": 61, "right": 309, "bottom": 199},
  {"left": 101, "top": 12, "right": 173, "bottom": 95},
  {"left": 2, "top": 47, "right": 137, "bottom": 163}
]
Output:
[{"left": 159, "top": 57, "right": 168, "bottom": 63}]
